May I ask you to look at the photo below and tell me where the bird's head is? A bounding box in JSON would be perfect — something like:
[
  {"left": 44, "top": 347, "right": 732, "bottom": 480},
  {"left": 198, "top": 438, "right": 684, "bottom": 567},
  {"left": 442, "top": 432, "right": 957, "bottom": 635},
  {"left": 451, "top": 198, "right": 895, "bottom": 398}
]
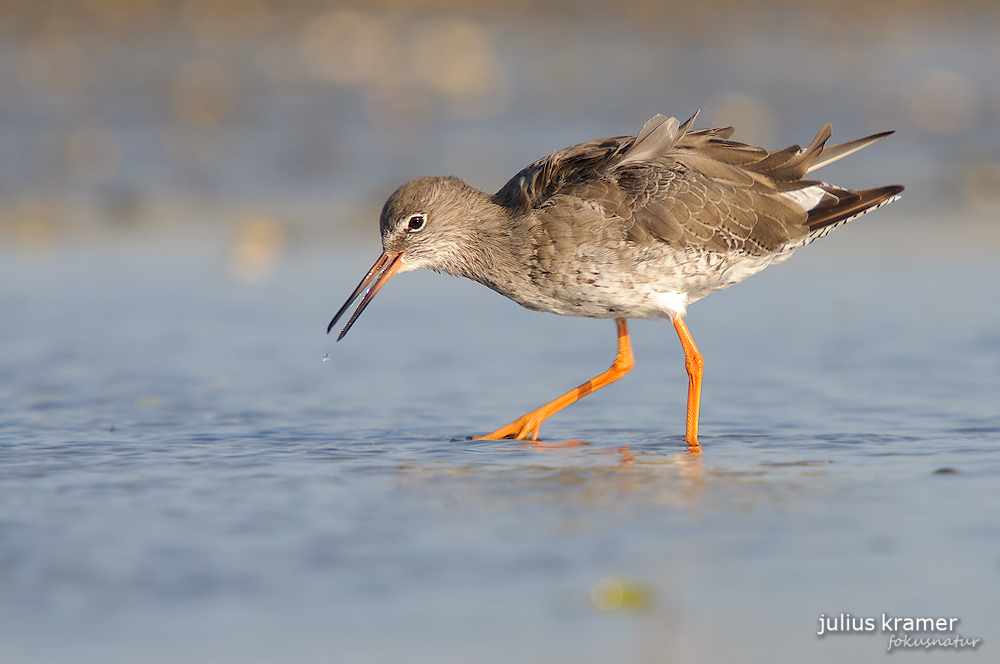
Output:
[
  {"left": 327, "top": 176, "right": 483, "bottom": 340},
  {"left": 378, "top": 176, "right": 482, "bottom": 271}
]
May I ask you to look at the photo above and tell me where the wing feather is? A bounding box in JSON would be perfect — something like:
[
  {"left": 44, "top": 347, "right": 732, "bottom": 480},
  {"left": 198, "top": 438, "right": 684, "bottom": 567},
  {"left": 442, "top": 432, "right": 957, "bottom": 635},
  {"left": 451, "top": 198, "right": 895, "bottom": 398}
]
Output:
[{"left": 494, "top": 113, "right": 902, "bottom": 258}]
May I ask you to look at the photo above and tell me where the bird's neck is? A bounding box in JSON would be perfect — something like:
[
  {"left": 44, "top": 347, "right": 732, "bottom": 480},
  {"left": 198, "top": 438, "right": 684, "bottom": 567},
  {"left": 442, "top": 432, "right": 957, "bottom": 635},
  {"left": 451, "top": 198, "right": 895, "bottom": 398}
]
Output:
[{"left": 433, "top": 183, "right": 522, "bottom": 295}]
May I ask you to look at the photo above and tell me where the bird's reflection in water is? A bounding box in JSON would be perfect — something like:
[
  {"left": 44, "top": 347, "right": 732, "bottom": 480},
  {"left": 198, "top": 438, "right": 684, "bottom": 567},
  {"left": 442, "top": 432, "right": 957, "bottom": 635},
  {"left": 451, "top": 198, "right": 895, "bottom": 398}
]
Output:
[{"left": 393, "top": 438, "right": 710, "bottom": 510}]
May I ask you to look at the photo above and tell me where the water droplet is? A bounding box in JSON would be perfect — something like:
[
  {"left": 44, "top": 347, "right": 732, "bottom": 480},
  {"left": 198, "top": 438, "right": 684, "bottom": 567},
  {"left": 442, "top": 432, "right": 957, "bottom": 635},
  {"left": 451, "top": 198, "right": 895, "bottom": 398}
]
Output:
[{"left": 322, "top": 353, "right": 331, "bottom": 362}]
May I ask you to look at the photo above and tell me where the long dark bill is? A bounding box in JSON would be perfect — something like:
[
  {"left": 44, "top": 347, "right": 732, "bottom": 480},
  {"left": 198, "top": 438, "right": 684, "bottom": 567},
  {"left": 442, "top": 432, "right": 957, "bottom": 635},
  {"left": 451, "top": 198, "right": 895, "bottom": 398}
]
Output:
[{"left": 327, "top": 252, "right": 403, "bottom": 340}]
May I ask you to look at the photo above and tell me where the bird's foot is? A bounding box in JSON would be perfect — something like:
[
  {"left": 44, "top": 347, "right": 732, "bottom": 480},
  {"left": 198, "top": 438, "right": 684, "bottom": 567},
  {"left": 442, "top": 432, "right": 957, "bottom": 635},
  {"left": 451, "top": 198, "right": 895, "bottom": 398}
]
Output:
[
  {"left": 471, "top": 417, "right": 588, "bottom": 447},
  {"left": 472, "top": 413, "right": 544, "bottom": 442}
]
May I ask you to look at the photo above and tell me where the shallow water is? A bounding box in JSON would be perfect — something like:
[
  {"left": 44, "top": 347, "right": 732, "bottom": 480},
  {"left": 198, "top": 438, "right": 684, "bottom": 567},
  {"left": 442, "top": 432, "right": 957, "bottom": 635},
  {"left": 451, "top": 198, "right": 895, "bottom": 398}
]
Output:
[{"left": 1, "top": 222, "right": 999, "bottom": 662}]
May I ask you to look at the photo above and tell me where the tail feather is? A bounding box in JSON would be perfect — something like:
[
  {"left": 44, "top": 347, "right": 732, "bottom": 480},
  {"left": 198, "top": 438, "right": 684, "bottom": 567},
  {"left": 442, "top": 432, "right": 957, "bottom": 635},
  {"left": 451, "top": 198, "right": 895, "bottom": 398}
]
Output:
[
  {"left": 807, "top": 131, "right": 895, "bottom": 174},
  {"left": 806, "top": 185, "right": 904, "bottom": 232}
]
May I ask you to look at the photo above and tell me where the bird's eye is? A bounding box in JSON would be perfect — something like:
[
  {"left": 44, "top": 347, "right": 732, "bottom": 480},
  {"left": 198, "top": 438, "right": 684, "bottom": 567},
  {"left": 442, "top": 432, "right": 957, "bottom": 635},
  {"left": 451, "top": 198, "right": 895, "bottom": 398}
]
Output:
[{"left": 405, "top": 213, "right": 426, "bottom": 232}]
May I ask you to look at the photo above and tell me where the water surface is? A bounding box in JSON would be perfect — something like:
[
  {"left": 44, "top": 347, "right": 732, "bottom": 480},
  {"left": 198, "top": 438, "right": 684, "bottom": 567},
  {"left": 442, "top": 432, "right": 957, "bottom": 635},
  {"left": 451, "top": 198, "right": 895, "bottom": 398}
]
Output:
[{"left": 1, "top": 226, "right": 998, "bottom": 662}]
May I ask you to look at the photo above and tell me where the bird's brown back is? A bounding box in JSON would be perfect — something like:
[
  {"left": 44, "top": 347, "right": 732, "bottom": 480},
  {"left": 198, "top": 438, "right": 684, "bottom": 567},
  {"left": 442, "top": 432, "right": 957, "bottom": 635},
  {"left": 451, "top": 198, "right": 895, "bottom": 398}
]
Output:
[{"left": 491, "top": 114, "right": 902, "bottom": 258}]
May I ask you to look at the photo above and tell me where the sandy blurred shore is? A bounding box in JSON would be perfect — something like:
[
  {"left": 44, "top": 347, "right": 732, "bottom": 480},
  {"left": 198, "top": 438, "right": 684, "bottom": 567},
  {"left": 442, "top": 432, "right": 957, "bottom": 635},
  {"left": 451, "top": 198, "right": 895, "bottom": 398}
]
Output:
[{"left": 1, "top": 0, "right": 998, "bottom": 253}]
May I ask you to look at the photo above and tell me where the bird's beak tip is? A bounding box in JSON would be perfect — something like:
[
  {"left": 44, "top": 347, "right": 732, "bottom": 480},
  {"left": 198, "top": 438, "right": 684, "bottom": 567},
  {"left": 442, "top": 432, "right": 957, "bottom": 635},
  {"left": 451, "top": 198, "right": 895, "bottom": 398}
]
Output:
[{"left": 326, "top": 251, "right": 404, "bottom": 340}]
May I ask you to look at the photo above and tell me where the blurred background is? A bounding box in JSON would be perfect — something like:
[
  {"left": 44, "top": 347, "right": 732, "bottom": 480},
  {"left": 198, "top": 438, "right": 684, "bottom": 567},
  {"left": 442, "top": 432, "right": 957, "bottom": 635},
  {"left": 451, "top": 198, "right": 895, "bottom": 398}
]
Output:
[
  {"left": 2, "top": 0, "right": 999, "bottom": 268},
  {"left": 3, "top": 3, "right": 1000, "bottom": 663}
]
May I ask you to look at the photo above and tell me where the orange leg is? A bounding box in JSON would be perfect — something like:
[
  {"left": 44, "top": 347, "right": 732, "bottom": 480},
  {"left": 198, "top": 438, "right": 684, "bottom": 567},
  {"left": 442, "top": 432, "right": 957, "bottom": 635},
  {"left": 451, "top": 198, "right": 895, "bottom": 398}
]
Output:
[
  {"left": 475, "top": 318, "right": 634, "bottom": 441},
  {"left": 672, "top": 316, "right": 703, "bottom": 447}
]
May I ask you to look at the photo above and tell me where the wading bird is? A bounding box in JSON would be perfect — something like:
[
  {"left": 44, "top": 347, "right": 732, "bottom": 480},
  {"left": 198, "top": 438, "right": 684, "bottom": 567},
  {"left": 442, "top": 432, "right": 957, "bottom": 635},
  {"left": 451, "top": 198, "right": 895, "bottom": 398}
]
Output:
[{"left": 328, "top": 112, "right": 902, "bottom": 448}]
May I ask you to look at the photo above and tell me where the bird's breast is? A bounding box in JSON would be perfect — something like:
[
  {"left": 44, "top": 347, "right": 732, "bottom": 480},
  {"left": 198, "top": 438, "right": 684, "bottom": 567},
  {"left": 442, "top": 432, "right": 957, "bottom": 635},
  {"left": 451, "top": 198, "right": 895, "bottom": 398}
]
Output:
[{"left": 483, "top": 235, "right": 779, "bottom": 320}]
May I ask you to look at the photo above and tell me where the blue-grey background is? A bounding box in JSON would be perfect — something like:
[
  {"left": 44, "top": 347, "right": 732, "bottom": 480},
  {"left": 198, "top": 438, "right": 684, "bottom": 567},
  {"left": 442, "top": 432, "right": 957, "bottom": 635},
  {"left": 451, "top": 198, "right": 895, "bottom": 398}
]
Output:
[{"left": 2, "top": 1, "right": 998, "bottom": 661}]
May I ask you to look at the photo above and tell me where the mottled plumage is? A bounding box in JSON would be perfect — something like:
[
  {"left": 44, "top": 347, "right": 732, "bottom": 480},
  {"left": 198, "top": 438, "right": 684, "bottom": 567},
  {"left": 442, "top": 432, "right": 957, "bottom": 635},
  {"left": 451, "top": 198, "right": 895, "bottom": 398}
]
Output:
[{"left": 329, "top": 112, "right": 903, "bottom": 446}]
